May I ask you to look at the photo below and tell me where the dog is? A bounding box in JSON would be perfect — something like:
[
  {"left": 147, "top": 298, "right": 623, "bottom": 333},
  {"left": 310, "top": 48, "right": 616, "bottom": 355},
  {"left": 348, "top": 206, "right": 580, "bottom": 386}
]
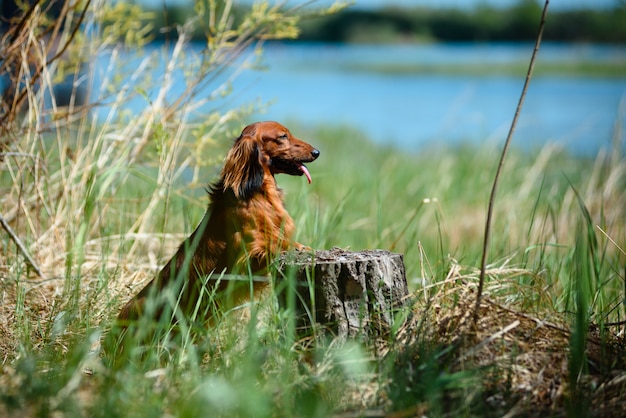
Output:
[{"left": 117, "top": 121, "right": 319, "bottom": 327}]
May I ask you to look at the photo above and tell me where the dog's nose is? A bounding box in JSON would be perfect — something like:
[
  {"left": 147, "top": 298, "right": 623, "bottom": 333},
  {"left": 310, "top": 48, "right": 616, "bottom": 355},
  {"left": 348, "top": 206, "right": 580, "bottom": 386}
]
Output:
[{"left": 311, "top": 149, "right": 320, "bottom": 159}]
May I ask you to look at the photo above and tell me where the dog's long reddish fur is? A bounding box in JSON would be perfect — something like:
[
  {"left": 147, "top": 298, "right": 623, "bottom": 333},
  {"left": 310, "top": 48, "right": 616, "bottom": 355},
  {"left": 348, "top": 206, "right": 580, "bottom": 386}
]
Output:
[{"left": 117, "top": 121, "right": 319, "bottom": 325}]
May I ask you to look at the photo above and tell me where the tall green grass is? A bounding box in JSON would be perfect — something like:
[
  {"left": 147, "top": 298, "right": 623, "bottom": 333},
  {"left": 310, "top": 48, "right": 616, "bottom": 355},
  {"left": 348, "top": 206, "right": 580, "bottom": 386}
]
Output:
[
  {"left": 2, "top": 114, "right": 625, "bottom": 416},
  {"left": 3, "top": 117, "right": 625, "bottom": 415},
  {"left": 2, "top": 1, "right": 626, "bottom": 416}
]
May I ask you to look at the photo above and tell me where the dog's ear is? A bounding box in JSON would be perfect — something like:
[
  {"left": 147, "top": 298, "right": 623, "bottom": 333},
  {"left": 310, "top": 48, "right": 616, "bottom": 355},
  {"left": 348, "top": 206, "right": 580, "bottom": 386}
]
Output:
[{"left": 222, "top": 132, "right": 265, "bottom": 200}]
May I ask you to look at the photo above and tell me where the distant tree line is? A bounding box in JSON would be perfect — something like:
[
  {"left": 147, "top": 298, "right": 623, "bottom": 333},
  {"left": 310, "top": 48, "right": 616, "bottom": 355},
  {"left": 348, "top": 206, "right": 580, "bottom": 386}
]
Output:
[
  {"left": 297, "top": 1, "right": 626, "bottom": 43},
  {"left": 148, "top": 0, "right": 626, "bottom": 44}
]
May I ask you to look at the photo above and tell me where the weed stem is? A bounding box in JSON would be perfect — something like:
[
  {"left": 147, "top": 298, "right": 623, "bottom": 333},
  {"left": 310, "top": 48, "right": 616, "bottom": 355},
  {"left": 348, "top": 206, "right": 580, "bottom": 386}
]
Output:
[{"left": 473, "top": 0, "right": 550, "bottom": 325}]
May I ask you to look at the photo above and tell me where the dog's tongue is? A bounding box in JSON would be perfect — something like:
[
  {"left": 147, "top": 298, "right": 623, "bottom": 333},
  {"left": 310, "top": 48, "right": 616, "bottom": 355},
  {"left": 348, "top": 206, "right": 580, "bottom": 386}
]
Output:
[{"left": 299, "top": 164, "right": 312, "bottom": 184}]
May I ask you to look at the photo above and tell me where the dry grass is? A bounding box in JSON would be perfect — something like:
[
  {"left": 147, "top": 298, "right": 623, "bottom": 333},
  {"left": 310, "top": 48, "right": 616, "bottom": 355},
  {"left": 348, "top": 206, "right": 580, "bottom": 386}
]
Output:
[
  {"left": 413, "top": 273, "right": 625, "bottom": 416},
  {"left": 333, "top": 260, "right": 626, "bottom": 417}
]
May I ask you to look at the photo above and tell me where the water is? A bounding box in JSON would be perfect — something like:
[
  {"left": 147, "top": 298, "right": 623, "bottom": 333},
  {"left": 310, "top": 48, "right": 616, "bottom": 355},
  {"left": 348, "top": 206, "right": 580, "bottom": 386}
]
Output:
[
  {"left": 94, "top": 42, "right": 626, "bottom": 155},
  {"left": 230, "top": 43, "right": 626, "bottom": 155}
]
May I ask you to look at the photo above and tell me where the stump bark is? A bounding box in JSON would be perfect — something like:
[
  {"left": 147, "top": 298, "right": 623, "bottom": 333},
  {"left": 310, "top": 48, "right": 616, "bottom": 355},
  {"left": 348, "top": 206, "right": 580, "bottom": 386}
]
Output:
[{"left": 276, "top": 248, "right": 409, "bottom": 339}]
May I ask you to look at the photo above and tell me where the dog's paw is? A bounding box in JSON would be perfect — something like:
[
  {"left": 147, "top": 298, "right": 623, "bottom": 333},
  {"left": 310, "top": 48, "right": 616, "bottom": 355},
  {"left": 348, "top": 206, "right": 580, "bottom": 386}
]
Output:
[{"left": 294, "top": 242, "right": 312, "bottom": 252}]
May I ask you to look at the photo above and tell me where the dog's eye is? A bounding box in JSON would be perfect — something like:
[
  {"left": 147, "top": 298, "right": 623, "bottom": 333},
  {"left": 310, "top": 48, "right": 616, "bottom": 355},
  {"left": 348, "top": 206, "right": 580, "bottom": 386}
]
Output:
[{"left": 276, "top": 134, "right": 288, "bottom": 141}]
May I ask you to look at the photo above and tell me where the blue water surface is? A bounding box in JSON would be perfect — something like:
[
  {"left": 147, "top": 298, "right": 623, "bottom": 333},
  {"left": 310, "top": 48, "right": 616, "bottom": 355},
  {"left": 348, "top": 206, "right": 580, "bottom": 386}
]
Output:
[{"left": 91, "top": 41, "right": 626, "bottom": 155}]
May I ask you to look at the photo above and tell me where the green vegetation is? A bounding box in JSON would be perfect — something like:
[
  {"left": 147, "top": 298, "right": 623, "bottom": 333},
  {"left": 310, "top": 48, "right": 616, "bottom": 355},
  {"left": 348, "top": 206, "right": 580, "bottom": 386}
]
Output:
[
  {"left": 2, "top": 119, "right": 626, "bottom": 416},
  {"left": 145, "top": 0, "right": 626, "bottom": 44},
  {"left": 1, "top": 1, "right": 626, "bottom": 417},
  {"left": 332, "top": 59, "right": 626, "bottom": 78},
  {"left": 298, "top": 0, "right": 626, "bottom": 44}
]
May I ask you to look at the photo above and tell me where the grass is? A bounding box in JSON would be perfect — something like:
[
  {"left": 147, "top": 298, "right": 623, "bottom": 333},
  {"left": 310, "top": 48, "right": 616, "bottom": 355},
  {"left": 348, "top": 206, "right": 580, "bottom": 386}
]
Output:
[
  {"left": 1, "top": 118, "right": 625, "bottom": 416},
  {"left": 1, "top": 2, "right": 626, "bottom": 415}
]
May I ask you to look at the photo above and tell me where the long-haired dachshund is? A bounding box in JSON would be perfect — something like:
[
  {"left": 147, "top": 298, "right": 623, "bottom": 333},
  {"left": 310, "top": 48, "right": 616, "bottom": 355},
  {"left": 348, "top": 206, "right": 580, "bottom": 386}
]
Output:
[{"left": 117, "top": 121, "right": 319, "bottom": 327}]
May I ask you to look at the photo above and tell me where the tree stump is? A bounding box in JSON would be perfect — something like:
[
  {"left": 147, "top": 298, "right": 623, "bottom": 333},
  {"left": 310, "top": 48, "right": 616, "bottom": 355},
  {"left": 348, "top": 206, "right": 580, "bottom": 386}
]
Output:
[{"left": 276, "top": 248, "right": 410, "bottom": 339}]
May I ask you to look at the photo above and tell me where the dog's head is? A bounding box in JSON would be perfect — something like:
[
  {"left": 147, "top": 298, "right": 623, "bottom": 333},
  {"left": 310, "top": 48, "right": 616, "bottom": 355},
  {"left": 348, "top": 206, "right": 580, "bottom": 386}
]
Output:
[{"left": 222, "top": 121, "right": 320, "bottom": 199}]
